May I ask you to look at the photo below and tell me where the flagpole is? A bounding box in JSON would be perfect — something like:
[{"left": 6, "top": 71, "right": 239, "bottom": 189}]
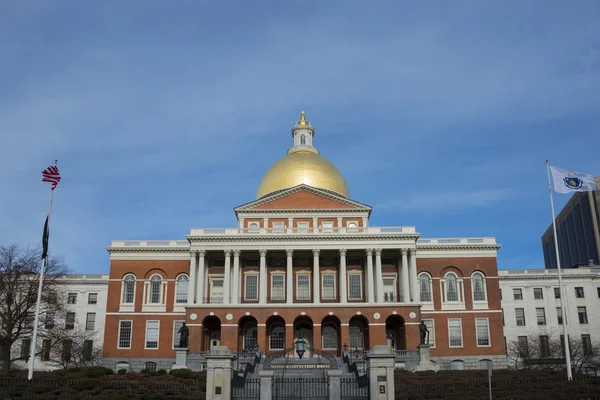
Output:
[
  {"left": 546, "top": 158, "right": 573, "bottom": 381},
  {"left": 28, "top": 161, "right": 57, "bottom": 381}
]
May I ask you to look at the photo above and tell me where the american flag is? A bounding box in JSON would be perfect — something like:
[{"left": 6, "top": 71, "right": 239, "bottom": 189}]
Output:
[{"left": 41, "top": 165, "right": 61, "bottom": 190}]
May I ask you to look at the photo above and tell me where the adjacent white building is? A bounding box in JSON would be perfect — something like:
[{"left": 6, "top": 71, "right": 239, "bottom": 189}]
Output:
[
  {"left": 13, "top": 274, "right": 109, "bottom": 371},
  {"left": 499, "top": 267, "right": 600, "bottom": 373}
]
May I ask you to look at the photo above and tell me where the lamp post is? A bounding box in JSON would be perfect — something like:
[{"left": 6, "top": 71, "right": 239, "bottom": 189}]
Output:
[{"left": 295, "top": 337, "right": 306, "bottom": 359}]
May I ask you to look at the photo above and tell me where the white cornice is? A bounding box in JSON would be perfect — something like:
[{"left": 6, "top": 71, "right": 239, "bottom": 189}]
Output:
[
  {"left": 187, "top": 234, "right": 420, "bottom": 243},
  {"left": 417, "top": 245, "right": 501, "bottom": 252}
]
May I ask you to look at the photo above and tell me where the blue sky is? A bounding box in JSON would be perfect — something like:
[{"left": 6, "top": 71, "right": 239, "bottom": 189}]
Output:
[{"left": 1, "top": 1, "right": 599, "bottom": 274}]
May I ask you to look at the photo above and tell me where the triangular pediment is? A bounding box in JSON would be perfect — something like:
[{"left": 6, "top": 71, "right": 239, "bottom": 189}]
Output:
[{"left": 235, "top": 185, "right": 372, "bottom": 212}]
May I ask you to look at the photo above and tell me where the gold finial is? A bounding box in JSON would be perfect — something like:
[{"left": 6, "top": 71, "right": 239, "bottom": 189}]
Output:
[{"left": 299, "top": 111, "right": 306, "bottom": 126}]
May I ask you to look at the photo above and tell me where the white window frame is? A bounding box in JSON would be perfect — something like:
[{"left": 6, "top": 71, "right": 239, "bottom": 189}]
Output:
[
  {"left": 270, "top": 273, "right": 285, "bottom": 301},
  {"left": 441, "top": 273, "right": 465, "bottom": 310},
  {"left": 348, "top": 273, "right": 363, "bottom": 300},
  {"left": 448, "top": 318, "right": 463, "bottom": 348},
  {"left": 145, "top": 320, "right": 160, "bottom": 350},
  {"left": 418, "top": 273, "right": 434, "bottom": 309},
  {"left": 422, "top": 319, "right": 436, "bottom": 348},
  {"left": 85, "top": 312, "right": 96, "bottom": 331},
  {"left": 269, "top": 322, "right": 285, "bottom": 350},
  {"left": 321, "top": 272, "right": 337, "bottom": 300},
  {"left": 248, "top": 222, "right": 260, "bottom": 233},
  {"left": 117, "top": 320, "right": 133, "bottom": 349},
  {"left": 321, "top": 221, "right": 334, "bottom": 233},
  {"left": 471, "top": 272, "right": 488, "bottom": 309},
  {"left": 272, "top": 222, "right": 285, "bottom": 233},
  {"left": 382, "top": 275, "right": 397, "bottom": 302},
  {"left": 515, "top": 308, "right": 526, "bottom": 326},
  {"left": 296, "top": 272, "right": 311, "bottom": 300},
  {"left": 475, "top": 318, "right": 491, "bottom": 347},
  {"left": 209, "top": 276, "right": 225, "bottom": 304},
  {"left": 120, "top": 274, "right": 136, "bottom": 312},
  {"left": 321, "top": 322, "right": 338, "bottom": 350},
  {"left": 142, "top": 274, "right": 167, "bottom": 312},
  {"left": 174, "top": 274, "right": 189, "bottom": 305},
  {"left": 173, "top": 320, "right": 185, "bottom": 349},
  {"left": 244, "top": 272, "right": 259, "bottom": 301},
  {"left": 297, "top": 222, "right": 310, "bottom": 233},
  {"left": 346, "top": 221, "right": 359, "bottom": 232}
]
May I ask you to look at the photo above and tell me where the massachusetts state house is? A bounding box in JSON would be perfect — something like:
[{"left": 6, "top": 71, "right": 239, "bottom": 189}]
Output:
[{"left": 102, "top": 112, "right": 506, "bottom": 371}]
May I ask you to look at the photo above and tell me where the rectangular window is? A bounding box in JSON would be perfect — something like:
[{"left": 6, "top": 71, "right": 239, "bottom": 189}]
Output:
[
  {"left": 554, "top": 287, "right": 561, "bottom": 299},
  {"left": 118, "top": 321, "right": 132, "bottom": 349},
  {"left": 83, "top": 340, "right": 93, "bottom": 361},
  {"left": 476, "top": 318, "right": 490, "bottom": 347},
  {"left": 245, "top": 259, "right": 259, "bottom": 268},
  {"left": 245, "top": 275, "right": 258, "bottom": 301},
  {"left": 575, "top": 287, "right": 585, "bottom": 298},
  {"left": 539, "top": 335, "right": 550, "bottom": 358},
  {"left": 536, "top": 308, "right": 546, "bottom": 325},
  {"left": 62, "top": 340, "right": 72, "bottom": 362},
  {"left": 173, "top": 321, "right": 185, "bottom": 349},
  {"left": 578, "top": 306, "right": 588, "bottom": 324},
  {"left": 86, "top": 313, "right": 96, "bottom": 330},
  {"left": 582, "top": 334, "right": 592, "bottom": 356},
  {"left": 348, "top": 274, "right": 363, "bottom": 300},
  {"left": 383, "top": 278, "right": 396, "bottom": 302},
  {"left": 297, "top": 222, "right": 310, "bottom": 233},
  {"left": 65, "top": 312, "right": 75, "bottom": 330},
  {"left": 515, "top": 308, "right": 526, "bottom": 326},
  {"left": 518, "top": 336, "right": 529, "bottom": 357},
  {"left": 423, "top": 319, "right": 435, "bottom": 347},
  {"left": 513, "top": 288, "right": 523, "bottom": 300},
  {"left": 296, "top": 274, "right": 311, "bottom": 300},
  {"left": 42, "top": 339, "right": 51, "bottom": 361},
  {"left": 88, "top": 293, "right": 98, "bottom": 304},
  {"left": 557, "top": 307, "right": 564, "bottom": 325},
  {"left": 448, "top": 319, "right": 463, "bottom": 347},
  {"left": 45, "top": 311, "right": 55, "bottom": 329},
  {"left": 321, "top": 221, "right": 333, "bottom": 233},
  {"left": 533, "top": 288, "right": 544, "bottom": 299},
  {"left": 145, "top": 320, "right": 159, "bottom": 349},
  {"left": 47, "top": 292, "right": 57, "bottom": 304},
  {"left": 67, "top": 293, "right": 77, "bottom": 304},
  {"left": 21, "top": 339, "right": 31, "bottom": 360},
  {"left": 210, "top": 279, "right": 224, "bottom": 304},
  {"left": 271, "top": 275, "right": 285, "bottom": 301},
  {"left": 272, "top": 222, "right": 285, "bottom": 233},
  {"left": 322, "top": 274, "right": 336, "bottom": 300}
]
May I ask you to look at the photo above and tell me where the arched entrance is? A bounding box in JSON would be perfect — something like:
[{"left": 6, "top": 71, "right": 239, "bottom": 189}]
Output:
[
  {"left": 266, "top": 316, "right": 286, "bottom": 354},
  {"left": 202, "top": 316, "right": 221, "bottom": 351},
  {"left": 349, "top": 315, "right": 369, "bottom": 351},
  {"left": 238, "top": 316, "right": 258, "bottom": 351},
  {"left": 385, "top": 315, "right": 406, "bottom": 350},
  {"left": 321, "top": 315, "right": 341, "bottom": 355},
  {"left": 293, "top": 316, "right": 313, "bottom": 358}
]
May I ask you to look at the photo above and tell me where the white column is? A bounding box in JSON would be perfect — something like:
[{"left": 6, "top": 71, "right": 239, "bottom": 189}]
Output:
[
  {"left": 232, "top": 250, "right": 240, "bottom": 304},
  {"left": 366, "top": 249, "right": 375, "bottom": 303},
  {"left": 409, "top": 249, "right": 418, "bottom": 302},
  {"left": 313, "top": 249, "right": 320, "bottom": 304},
  {"left": 224, "top": 250, "right": 231, "bottom": 304},
  {"left": 197, "top": 250, "right": 205, "bottom": 304},
  {"left": 339, "top": 249, "right": 347, "bottom": 304},
  {"left": 401, "top": 249, "right": 409, "bottom": 303},
  {"left": 375, "top": 249, "right": 383, "bottom": 303},
  {"left": 259, "top": 249, "right": 267, "bottom": 303},
  {"left": 188, "top": 251, "right": 197, "bottom": 304},
  {"left": 286, "top": 249, "right": 294, "bottom": 304}
]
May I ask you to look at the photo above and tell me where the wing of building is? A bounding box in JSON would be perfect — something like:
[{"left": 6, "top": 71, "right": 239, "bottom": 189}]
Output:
[{"left": 103, "top": 113, "right": 506, "bottom": 372}]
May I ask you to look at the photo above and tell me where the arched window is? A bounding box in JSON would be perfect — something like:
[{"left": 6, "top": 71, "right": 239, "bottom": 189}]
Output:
[
  {"left": 450, "top": 360, "right": 464, "bottom": 370},
  {"left": 269, "top": 323, "right": 284, "bottom": 350},
  {"left": 122, "top": 275, "right": 135, "bottom": 304},
  {"left": 445, "top": 273, "right": 459, "bottom": 302},
  {"left": 115, "top": 361, "right": 129, "bottom": 372},
  {"left": 150, "top": 275, "right": 162, "bottom": 304},
  {"left": 300, "top": 134, "right": 306, "bottom": 145},
  {"left": 349, "top": 321, "right": 364, "bottom": 349},
  {"left": 243, "top": 322, "right": 258, "bottom": 350},
  {"left": 175, "top": 275, "right": 189, "bottom": 304},
  {"left": 419, "top": 273, "right": 432, "bottom": 302},
  {"left": 472, "top": 272, "right": 486, "bottom": 301},
  {"left": 479, "top": 359, "right": 492, "bottom": 370},
  {"left": 322, "top": 323, "right": 338, "bottom": 349},
  {"left": 143, "top": 361, "right": 157, "bottom": 372}
]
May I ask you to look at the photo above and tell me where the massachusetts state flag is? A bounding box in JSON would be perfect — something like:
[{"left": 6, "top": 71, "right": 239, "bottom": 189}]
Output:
[{"left": 549, "top": 166, "right": 597, "bottom": 194}]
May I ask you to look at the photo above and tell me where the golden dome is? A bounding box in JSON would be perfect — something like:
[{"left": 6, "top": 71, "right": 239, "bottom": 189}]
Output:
[{"left": 256, "top": 150, "right": 350, "bottom": 199}]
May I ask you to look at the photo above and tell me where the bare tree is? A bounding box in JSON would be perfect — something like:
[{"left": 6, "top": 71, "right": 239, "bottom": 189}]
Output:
[
  {"left": 0, "top": 244, "right": 68, "bottom": 374},
  {"left": 44, "top": 324, "right": 103, "bottom": 369}
]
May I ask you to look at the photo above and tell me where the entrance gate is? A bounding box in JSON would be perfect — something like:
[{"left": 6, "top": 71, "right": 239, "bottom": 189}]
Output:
[
  {"left": 231, "top": 351, "right": 261, "bottom": 400},
  {"left": 272, "top": 376, "right": 329, "bottom": 400}
]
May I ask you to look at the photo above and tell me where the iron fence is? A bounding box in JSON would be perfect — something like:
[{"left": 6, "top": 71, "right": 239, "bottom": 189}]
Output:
[
  {"left": 341, "top": 376, "right": 369, "bottom": 400},
  {"left": 231, "top": 377, "right": 260, "bottom": 400},
  {"left": 394, "top": 376, "right": 600, "bottom": 400},
  {"left": 272, "top": 376, "right": 329, "bottom": 400},
  {"left": 0, "top": 377, "right": 207, "bottom": 400}
]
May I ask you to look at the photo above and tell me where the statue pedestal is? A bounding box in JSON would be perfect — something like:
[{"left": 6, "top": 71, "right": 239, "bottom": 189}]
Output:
[
  {"left": 416, "top": 345, "right": 438, "bottom": 371},
  {"left": 172, "top": 349, "right": 189, "bottom": 370}
]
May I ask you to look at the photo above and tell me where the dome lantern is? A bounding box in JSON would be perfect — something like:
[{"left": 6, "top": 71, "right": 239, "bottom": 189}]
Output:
[{"left": 289, "top": 111, "right": 317, "bottom": 155}]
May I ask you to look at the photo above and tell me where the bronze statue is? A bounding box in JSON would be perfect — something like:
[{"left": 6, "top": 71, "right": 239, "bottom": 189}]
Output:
[
  {"left": 178, "top": 322, "right": 190, "bottom": 348},
  {"left": 419, "top": 321, "right": 429, "bottom": 345}
]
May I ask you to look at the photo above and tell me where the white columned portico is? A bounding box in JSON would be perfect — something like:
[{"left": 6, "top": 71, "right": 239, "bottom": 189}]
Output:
[
  {"left": 197, "top": 250, "right": 206, "bottom": 304},
  {"left": 286, "top": 249, "right": 294, "bottom": 304},
  {"left": 366, "top": 249, "right": 375, "bottom": 303},
  {"left": 401, "top": 249, "right": 409, "bottom": 303},
  {"left": 188, "top": 251, "right": 197, "bottom": 304},
  {"left": 232, "top": 250, "right": 240, "bottom": 304},
  {"left": 259, "top": 249, "right": 267, "bottom": 303},
  {"left": 375, "top": 249, "right": 383, "bottom": 303},
  {"left": 339, "top": 249, "right": 347, "bottom": 304},
  {"left": 224, "top": 250, "right": 231, "bottom": 304},
  {"left": 409, "top": 249, "right": 418, "bottom": 302},
  {"left": 313, "top": 249, "right": 320, "bottom": 304}
]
